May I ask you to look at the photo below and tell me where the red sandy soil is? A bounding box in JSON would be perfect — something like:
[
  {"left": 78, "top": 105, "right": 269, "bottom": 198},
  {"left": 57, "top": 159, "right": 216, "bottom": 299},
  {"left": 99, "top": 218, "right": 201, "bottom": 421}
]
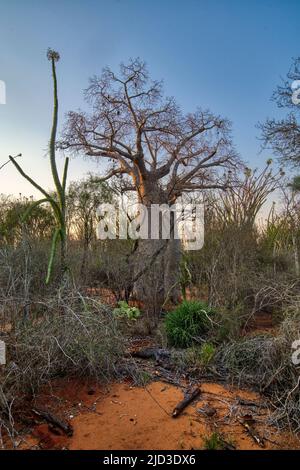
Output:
[
  {"left": 1, "top": 290, "right": 291, "bottom": 450},
  {"left": 15, "top": 378, "right": 299, "bottom": 451}
]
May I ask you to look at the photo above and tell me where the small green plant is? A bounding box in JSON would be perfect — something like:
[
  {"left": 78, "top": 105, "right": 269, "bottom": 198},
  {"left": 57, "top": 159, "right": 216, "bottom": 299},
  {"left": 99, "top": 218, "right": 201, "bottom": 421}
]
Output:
[
  {"left": 203, "top": 432, "right": 224, "bottom": 450},
  {"left": 175, "top": 343, "right": 216, "bottom": 371},
  {"left": 135, "top": 370, "right": 152, "bottom": 386},
  {"left": 199, "top": 342, "right": 216, "bottom": 365},
  {"left": 113, "top": 301, "right": 141, "bottom": 321},
  {"left": 164, "top": 300, "right": 214, "bottom": 348}
]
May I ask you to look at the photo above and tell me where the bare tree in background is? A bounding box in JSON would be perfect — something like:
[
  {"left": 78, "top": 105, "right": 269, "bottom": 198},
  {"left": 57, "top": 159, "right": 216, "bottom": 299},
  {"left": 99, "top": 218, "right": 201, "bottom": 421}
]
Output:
[
  {"left": 260, "top": 57, "right": 300, "bottom": 170},
  {"left": 212, "top": 162, "right": 284, "bottom": 229},
  {"left": 67, "top": 176, "right": 113, "bottom": 279},
  {"left": 62, "top": 58, "right": 238, "bottom": 314}
]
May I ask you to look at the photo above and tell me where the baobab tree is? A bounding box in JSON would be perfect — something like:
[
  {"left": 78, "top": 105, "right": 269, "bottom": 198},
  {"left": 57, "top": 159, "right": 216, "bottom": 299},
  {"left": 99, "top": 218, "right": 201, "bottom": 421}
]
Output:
[{"left": 62, "top": 58, "right": 238, "bottom": 313}]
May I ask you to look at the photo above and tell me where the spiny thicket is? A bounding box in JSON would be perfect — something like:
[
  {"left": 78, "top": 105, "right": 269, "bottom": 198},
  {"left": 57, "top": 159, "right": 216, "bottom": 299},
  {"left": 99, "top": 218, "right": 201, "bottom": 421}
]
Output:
[{"left": 1, "top": 53, "right": 300, "bottom": 445}]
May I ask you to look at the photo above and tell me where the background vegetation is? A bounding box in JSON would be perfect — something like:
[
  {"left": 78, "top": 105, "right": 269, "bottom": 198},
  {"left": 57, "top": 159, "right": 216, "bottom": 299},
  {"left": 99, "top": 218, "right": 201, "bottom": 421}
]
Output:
[{"left": 1, "top": 53, "right": 300, "bottom": 446}]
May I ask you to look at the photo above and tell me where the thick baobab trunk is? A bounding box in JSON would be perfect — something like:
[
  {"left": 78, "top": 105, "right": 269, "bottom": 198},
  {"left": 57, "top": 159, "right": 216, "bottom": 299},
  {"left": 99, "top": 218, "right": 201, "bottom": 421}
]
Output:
[
  {"left": 133, "top": 238, "right": 166, "bottom": 315},
  {"left": 164, "top": 238, "right": 182, "bottom": 303},
  {"left": 133, "top": 237, "right": 181, "bottom": 316},
  {"left": 133, "top": 184, "right": 182, "bottom": 316}
]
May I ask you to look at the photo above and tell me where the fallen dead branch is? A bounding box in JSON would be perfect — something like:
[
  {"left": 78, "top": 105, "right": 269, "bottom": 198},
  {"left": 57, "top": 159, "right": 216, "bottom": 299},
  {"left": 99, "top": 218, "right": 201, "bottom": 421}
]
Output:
[
  {"left": 32, "top": 408, "right": 73, "bottom": 437},
  {"left": 238, "top": 416, "right": 265, "bottom": 448},
  {"left": 132, "top": 347, "right": 170, "bottom": 362},
  {"left": 172, "top": 386, "right": 201, "bottom": 418}
]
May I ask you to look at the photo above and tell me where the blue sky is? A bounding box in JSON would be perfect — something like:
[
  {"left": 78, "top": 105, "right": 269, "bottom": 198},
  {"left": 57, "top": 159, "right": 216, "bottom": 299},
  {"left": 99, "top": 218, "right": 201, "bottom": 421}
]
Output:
[{"left": 0, "top": 0, "right": 299, "bottom": 198}]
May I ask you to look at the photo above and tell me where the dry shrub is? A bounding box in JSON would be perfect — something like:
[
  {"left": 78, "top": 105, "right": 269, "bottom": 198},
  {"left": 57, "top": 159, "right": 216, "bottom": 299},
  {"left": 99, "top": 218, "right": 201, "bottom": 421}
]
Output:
[
  {"left": 216, "top": 310, "right": 300, "bottom": 431},
  {"left": 0, "top": 291, "right": 125, "bottom": 445}
]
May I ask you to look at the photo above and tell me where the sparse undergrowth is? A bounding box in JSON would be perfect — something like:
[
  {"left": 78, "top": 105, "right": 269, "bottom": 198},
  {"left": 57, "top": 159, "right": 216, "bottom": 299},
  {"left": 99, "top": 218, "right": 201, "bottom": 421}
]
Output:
[
  {"left": 215, "top": 310, "right": 300, "bottom": 431},
  {"left": 0, "top": 291, "right": 127, "bottom": 444}
]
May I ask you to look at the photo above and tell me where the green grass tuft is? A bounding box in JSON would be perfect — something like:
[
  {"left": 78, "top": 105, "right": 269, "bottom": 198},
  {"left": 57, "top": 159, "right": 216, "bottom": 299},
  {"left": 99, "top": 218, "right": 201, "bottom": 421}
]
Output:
[{"left": 164, "top": 300, "right": 215, "bottom": 348}]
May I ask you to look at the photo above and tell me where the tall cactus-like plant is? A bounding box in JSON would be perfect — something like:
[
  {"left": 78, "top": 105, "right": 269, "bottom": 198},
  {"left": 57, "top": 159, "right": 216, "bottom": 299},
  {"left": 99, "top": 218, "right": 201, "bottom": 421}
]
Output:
[{"left": 9, "top": 49, "right": 69, "bottom": 284}]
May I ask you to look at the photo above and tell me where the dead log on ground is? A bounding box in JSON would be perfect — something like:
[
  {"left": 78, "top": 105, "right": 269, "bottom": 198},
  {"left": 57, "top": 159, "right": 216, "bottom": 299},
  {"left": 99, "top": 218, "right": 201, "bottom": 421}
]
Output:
[
  {"left": 32, "top": 408, "right": 73, "bottom": 437},
  {"left": 172, "top": 386, "right": 201, "bottom": 418},
  {"left": 132, "top": 348, "right": 170, "bottom": 361},
  {"left": 238, "top": 417, "right": 265, "bottom": 448}
]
